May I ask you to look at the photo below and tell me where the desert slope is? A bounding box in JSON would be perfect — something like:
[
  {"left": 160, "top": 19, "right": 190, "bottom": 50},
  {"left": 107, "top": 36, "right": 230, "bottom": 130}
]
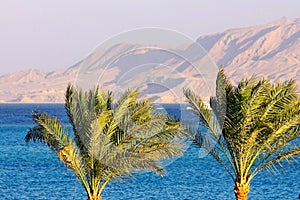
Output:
[
  {"left": 0, "top": 17, "right": 299, "bottom": 103},
  {"left": 198, "top": 17, "right": 300, "bottom": 84}
]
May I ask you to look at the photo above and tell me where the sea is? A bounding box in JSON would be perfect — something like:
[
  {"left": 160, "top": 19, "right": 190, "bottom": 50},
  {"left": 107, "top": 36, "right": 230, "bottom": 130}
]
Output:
[{"left": 0, "top": 104, "right": 299, "bottom": 200}]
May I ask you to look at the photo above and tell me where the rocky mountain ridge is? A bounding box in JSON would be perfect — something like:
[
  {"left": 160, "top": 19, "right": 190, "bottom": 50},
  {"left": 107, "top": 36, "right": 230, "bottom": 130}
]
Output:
[{"left": 1, "top": 17, "right": 299, "bottom": 103}]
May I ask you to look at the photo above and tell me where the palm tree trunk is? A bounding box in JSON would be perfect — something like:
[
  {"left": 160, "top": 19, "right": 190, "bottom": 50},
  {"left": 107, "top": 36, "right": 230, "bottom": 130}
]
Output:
[
  {"left": 234, "top": 181, "right": 250, "bottom": 200},
  {"left": 87, "top": 195, "right": 102, "bottom": 200}
]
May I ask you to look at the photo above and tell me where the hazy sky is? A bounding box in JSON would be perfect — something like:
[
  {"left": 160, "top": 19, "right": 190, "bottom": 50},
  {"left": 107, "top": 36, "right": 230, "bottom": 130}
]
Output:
[{"left": 0, "top": 0, "right": 299, "bottom": 75}]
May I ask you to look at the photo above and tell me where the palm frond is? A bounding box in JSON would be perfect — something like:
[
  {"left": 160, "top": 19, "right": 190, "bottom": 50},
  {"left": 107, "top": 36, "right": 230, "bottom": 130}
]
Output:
[
  {"left": 26, "top": 112, "right": 70, "bottom": 150},
  {"left": 184, "top": 67, "right": 300, "bottom": 197},
  {"left": 26, "top": 84, "right": 184, "bottom": 199}
]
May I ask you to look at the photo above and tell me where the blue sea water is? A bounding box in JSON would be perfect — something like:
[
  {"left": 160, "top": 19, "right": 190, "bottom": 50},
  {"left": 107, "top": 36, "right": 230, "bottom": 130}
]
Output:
[{"left": 0, "top": 104, "right": 299, "bottom": 200}]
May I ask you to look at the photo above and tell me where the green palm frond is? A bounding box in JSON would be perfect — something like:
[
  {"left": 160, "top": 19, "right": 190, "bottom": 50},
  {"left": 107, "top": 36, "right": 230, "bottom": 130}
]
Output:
[
  {"left": 183, "top": 88, "right": 222, "bottom": 140},
  {"left": 27, "top": 112, "right": 70, "bottom": 150},
  {"left": 184, "top": 67, "right": 300, "bottom": 199},
  {"left": 25, "top": 84, "right": 184, "bottom": 200}
]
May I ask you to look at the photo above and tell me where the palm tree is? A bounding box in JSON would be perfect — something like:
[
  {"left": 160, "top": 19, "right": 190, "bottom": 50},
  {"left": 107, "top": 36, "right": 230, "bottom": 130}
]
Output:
[
  {"left": 184, "top": 68, "right": 300, "bottom": 200},
  {"left": 25, "top": 84, "right": 183, "bottom": 200}
]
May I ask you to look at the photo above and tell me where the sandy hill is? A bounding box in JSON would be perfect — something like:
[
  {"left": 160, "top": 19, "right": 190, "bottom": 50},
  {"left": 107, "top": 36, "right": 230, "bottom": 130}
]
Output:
[
  {"left": 0, "top": 17, "right": 299, "bottom": 103},
  {"left": 198, "top": 17, "right": 300, "bottom": 85}
]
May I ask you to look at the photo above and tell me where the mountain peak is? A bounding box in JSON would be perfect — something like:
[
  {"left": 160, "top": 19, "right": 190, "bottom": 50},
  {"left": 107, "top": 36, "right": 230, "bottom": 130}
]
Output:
[{"left": 271, "top": 16, "right": 294, "bottom": 25}]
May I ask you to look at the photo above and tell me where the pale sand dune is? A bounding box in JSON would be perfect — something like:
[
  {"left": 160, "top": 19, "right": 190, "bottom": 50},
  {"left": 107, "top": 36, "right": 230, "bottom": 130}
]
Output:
[{"left": 0, "top": 17, "right": 299, "bottom": 103}]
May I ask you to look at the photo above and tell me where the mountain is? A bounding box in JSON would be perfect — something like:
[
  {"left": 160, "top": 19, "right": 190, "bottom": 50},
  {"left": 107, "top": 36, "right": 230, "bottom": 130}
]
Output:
[
  {"left": 1, "top": 17, "right": 299, "bottom": 103},
  {"left": 198, "top": 16, "right": 300, "bottom": 85}
]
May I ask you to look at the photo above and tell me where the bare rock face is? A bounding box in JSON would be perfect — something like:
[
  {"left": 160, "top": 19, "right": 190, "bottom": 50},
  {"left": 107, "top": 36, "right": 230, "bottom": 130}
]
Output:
[
  {"left": 1, "top": 17, "right": 299, "bottom": 103},
  {"left": 0, "top": 68, "right": 77, "bottom": 103},
  {"left": 198, "top": 17, "right": 300, "bottom": 85}
]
